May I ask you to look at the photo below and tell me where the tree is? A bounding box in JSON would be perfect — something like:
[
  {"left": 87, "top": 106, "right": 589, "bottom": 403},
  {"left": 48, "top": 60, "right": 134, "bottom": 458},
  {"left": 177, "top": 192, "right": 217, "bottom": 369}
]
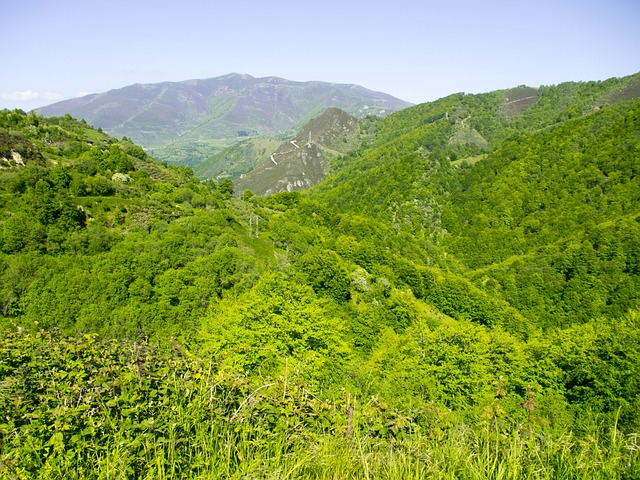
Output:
[
  {"left": 217, "top": 179, "right": 234, "bottom": 197},
  {"left": 200, "top": 272, "right": 350, "bottom": 389},
  {"left": 297, "top": 249, "right": 351, "bottom": 303}
]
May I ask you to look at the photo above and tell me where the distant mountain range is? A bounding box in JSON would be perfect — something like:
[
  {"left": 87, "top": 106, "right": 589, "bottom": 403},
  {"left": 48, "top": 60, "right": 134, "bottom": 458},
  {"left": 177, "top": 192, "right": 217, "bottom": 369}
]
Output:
[{"left": 36, "top": 73, "right": 412, "bottom": 166}]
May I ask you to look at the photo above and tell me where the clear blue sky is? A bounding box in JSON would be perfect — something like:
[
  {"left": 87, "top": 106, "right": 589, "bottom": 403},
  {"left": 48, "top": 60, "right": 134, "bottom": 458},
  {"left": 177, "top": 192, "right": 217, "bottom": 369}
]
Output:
[{"left": 1, "top": 0, "right": 638, "bottom": 111}]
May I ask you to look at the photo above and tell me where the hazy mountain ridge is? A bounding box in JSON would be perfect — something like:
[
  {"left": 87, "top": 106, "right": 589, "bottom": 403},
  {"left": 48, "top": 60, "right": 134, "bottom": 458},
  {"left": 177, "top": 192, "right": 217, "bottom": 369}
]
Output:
[{"left": 36, "top": 73, "right": 412, "bottom": 166}]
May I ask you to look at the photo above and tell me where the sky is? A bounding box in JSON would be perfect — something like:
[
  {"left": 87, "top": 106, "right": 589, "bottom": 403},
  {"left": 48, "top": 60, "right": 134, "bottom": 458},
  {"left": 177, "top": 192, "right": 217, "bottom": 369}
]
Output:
[{"left": 1, "top": 0, "right": 639, "bottom": 111}]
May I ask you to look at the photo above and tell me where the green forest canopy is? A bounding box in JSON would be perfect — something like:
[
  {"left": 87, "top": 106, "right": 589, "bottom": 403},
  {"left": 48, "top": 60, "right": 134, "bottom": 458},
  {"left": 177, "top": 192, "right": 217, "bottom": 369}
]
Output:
[{"left": 1, "top": 73, "right": 639, "bottom": 477}]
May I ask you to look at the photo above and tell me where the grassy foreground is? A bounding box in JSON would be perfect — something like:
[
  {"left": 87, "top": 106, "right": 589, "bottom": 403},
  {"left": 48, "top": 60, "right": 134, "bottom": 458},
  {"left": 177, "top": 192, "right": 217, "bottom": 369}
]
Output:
[{"left": 1, "top": 329, "right": 637, "bottom": 479}]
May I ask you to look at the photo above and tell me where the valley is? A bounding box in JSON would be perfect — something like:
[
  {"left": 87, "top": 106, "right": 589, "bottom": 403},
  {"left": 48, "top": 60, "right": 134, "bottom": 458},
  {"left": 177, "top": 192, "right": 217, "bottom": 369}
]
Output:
[{"left": 1, "top": 72, "right": 640, "bottom": 478}]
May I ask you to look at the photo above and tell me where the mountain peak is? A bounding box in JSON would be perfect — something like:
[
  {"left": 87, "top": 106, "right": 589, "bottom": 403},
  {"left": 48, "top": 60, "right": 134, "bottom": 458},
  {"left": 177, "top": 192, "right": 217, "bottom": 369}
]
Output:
[
  {"left": 221, "top": 72, "right": 253, "bottom": 79},
  {"left": 37, "top": 74, "right": 411, "bottom": 166},
  {"left": 233, "top": 107, "right": 361, "bottom": 196}
]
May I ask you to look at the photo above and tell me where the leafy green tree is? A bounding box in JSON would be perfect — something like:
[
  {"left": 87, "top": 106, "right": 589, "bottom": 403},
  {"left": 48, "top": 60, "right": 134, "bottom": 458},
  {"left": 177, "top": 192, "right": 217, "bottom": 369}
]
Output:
[
  {"left": 541, "top": 313, "right": 640, "bottom": 428},
  {"left": 200, "top": 272, "right": 350, "bottom": 389},
  {"left": 49, "top": 165, "right": 71, "bottom": 190},
  {"left": 297, "top": 248, "right": 351, "bottom": 303},
  {"left": 103, "top": 145, "right": 134, "bottom": 173},
  {"left": 217, "top": 179, "right": 234, "bottom": 197},
  {"left": 88, "top": 175, "right": 115, "bottom": 195}
]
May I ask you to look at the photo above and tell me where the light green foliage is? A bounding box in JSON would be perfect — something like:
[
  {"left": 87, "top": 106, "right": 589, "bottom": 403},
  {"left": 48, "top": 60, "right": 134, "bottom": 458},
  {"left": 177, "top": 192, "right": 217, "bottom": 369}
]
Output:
[
  {"left": 1, "top": 74, "right": 640, "bottom": 475},
  {"left": 442, "top": 101, "right": 640, "bottom": 327},
  {"left": 1, "top": 328, "right": 637, "bottom": 479},
  {"left": 200, "top": 272, "right": 350, "bottom": 388},
  {"left": 297, "top": 248, "right": 352, "bottom": 302},
  {"left": 536, "top": 312, "right": 640, "bottom": 428}
]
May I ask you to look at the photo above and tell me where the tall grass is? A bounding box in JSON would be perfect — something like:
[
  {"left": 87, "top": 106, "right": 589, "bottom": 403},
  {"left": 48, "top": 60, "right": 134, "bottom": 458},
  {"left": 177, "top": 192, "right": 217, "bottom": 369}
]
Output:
[
  {"left": 1, "top": 330, "right": 637, "bottom": 479},
  {"left": 5, "top": 393, "right": 636, "bottom": 479}
]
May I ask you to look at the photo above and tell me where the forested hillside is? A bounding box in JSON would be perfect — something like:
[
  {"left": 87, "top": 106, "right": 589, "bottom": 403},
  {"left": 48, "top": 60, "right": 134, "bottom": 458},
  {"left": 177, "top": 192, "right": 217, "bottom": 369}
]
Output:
[
  {"left": 1, "top": 73, "right": 639, "bottom": 478},
  {"left": 312, "top": 73, "right": 640, "bottom": 328}
]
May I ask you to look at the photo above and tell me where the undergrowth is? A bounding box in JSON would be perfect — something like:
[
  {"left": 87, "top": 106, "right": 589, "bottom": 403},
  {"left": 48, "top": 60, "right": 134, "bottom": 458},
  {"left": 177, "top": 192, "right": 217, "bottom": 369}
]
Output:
[{"left": 1, "top": 329, "right": 637, "bottom": 479}]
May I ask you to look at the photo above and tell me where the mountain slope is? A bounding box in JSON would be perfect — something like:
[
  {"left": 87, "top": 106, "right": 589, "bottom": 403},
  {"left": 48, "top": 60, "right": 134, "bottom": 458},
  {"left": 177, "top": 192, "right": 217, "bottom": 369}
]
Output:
[
  {"left": 441, "top": 100, "right": 640, "bottom": 327},
  {"left": 312, "top": 73, "right": 640, "bottom": 224},
  {"left": 308, "top": 73, "right": 640, "bottom": 328},
  {"left": 233, "top": 107, "right": 362, "bottom": 196},
  {"left": 36, "top": 73, "right": 412, "bottom": 166},
  {"left": 193, "top": 137, "right": 282, "bottom": 180}
]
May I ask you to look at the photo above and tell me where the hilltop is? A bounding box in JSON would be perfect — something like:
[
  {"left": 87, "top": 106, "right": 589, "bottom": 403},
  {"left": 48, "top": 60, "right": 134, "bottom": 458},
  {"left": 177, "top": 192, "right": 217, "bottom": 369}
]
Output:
[
  {"left": 232, "top": 107, "right": 364, "bottom": 196},
  {"left": 36, "top": 73, "right": 412, "bottom": 166}
]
